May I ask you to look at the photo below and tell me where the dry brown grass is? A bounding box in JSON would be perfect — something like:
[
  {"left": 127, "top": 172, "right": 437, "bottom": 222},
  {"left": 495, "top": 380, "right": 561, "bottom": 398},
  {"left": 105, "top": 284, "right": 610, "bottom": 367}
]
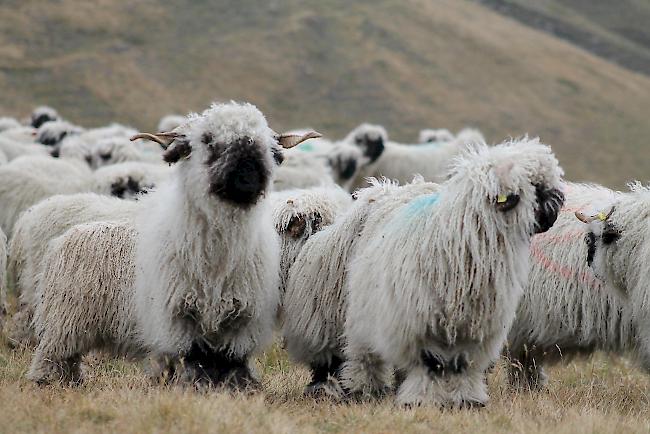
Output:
[{"left": 1, "top": 331, "right": 649, "bottom": 433}]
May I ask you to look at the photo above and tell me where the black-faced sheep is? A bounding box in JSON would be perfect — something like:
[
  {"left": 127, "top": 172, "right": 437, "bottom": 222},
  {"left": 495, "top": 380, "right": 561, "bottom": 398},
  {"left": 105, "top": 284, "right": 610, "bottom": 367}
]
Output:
[
  {"left": 505, "top": 182, "right": 624, "bottom": 390},
  {"left": 27, "top": 102, "right": 318, "bottom": 389},
  {"left": 30, "top": 106, "right": 59, "bottom": 129}
]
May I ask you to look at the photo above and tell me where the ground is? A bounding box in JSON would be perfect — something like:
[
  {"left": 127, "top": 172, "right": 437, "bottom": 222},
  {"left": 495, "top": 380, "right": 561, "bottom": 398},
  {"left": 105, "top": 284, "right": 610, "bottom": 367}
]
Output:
[{"left": 1, "top": 331, "right": 648, "bottom": 433}]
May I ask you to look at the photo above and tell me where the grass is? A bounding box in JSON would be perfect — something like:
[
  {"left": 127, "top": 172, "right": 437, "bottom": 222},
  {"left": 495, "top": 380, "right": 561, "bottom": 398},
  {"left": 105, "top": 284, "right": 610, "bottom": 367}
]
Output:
[{"left": 1, "top": 322, "right": 649, "bottom": 433}]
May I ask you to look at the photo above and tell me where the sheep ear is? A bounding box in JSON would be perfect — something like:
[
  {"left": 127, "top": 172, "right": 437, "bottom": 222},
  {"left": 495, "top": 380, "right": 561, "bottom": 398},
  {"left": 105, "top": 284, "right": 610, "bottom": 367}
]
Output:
[
  {"left": 276, "top": 131, "right": 322, "bottom": 149},
  {"left": 162, "top": 139, "right": 192, "bottom": 164}
]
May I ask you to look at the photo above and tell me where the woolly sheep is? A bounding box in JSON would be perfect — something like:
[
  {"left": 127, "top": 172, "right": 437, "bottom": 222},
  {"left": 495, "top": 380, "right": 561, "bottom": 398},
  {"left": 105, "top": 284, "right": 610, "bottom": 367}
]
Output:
[
  {"left": 0, "top": 136, "right": 49, "bottom": 161},
  {"left": 36, "top": 120, "right": 83, "bottom": 152},
  {"left": 505, "top": 182, "right": 623, "bottom": 390},
  {"left": 341, "top": 139, "right": 565, "bottom": 407},
  {"left": 418, "top": 128, "right": 454, "bottom": 145},
  {"left": 88, "top": 137, "right": 163, "bottom": 168},
  {"left": 158, "top": 114, "right": 187, "bottom": 133},
  {"left": 92, "top": 162, "right": 172, "bottom": 199},
  {"left": 30, "top": 106, "right": 59, "bottom": 129},
  {"left": 272, "top": 148, "right": 335, "bottom": 191},
  {"left": 0, "top": 156, "right": 93, "bottom": 236},
  {"left": 0, "top": 117, "right": 22, "bottom": 133},
  {"left": 5, "top": 193, "right": 139, "bottom": 346},
  {"left": 27, "top": 102, "right": 317, "bottom": 388},
  {"left": 283, "top": 176, "right": 440, "bottom": 396},
  {"left": 270, "top": 185, "right": 352, "bottom": 304}
]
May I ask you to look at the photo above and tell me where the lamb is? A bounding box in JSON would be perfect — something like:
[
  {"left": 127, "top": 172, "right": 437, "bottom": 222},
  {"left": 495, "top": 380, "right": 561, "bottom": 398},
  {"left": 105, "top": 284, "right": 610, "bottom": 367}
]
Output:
[
  {"left": 27, "top": 102, "right": 318, "bottom": 388},
  {"left": 30, "top": 106, "right": 59, "bottom": 129},
  {"left": 158, "top": 114, "right": 187, "bottom": 133},
  {"left": 505, "top": 182, "right": 623, "bottom": 390},
  {"left": 0, "top": 156, "right": 93, "bottom": 236},
  {"left": 418, "top": 128, "right": 454, "bottom": 145}
]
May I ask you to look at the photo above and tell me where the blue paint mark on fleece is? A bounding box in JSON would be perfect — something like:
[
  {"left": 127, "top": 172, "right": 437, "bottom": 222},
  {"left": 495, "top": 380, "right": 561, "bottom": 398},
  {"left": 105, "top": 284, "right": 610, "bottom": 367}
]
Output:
[
  {"left": 297, "top": 142, "right": 315, "bottom": 152},
  {"left": 403, "top": 193, "right": 439, "bottom": 216}
]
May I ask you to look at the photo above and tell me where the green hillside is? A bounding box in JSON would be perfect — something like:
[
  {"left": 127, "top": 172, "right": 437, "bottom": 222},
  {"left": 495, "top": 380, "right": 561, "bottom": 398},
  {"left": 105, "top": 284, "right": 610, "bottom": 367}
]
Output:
[{"left": 0, "top": 0, "right": 649, "bottom": 187}]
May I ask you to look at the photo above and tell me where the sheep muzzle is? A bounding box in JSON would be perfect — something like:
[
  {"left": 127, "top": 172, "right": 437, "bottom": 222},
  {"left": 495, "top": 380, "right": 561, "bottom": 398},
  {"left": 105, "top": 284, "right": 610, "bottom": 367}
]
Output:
[{"left": 534, "top": 185, "right": 565, "bottom": 234}]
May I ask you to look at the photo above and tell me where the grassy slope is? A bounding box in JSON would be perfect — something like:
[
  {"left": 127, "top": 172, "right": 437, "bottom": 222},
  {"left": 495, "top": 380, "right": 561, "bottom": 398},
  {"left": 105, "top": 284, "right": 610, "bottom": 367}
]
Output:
[{"left": 0, "top": 0, "right": 649, "bottom": 187}]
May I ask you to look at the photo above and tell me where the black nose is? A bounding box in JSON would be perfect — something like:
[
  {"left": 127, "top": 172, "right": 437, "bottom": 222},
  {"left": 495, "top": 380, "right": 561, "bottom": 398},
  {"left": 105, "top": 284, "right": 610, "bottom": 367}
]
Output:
[
  {"left": 534, "top": 186, "right": 565, "bottom": 234},
  {"left": 210, "top": 155, "right": 268, "bottom": 207},
  {"left": 32, "top": 114, "right": 53, "bottom": 129},
  {"left": 363, "top": 137, "right": 385, "bottom": 163}
]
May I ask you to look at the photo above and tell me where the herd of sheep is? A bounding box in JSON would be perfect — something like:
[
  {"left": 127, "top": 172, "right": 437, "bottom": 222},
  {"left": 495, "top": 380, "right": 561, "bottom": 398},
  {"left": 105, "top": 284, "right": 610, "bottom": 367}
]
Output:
[{"left": 0, "top": 101, "right": 646, "bottom": 408}]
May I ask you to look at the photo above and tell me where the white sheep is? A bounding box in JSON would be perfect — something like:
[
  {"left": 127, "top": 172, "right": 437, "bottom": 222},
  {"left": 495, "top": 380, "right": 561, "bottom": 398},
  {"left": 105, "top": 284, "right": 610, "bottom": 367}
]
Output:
[
  {"left": 30, "top": 106, "right": 59, "bottom": 129},
  {"left": 158, "top": 114, "right": 187, "bottom": 133},
  {"left": 505, "top": 182, "right": 623, "bottom": 390},
  {"left": 282, "top": 176, "right": 439, "bottom": 395},
  {"left": 341, "top": 139, "right": 565, "bottom": 407},
  {"left": 270, "top": 186, "right": 352, "bottom": 303},
  {"left": 92, "top": 162, "right": 172, "bottom": 199},
  {"left": 5, "top": 193, "right": 139, "bottom": 346},
  {"left": 0, "top": 117, "right": 22, "bottom": 133},
  {"left": 0, "top": 135, "right": 49, "bottom": 161},
  {"left": 418, "top": 128, "right": 454, "bottom": 145},
  {"left": 27, "top": 102, "right": 317, "bottom": 388},
  {"left": 272, "top": 148, "right": 335, "bottom": 191},
  {"left": 36, "top": 120, "right": 84, "bottom": 153},
  {"left": 0, "top": 156, "right": 93, "bottom": 236}
]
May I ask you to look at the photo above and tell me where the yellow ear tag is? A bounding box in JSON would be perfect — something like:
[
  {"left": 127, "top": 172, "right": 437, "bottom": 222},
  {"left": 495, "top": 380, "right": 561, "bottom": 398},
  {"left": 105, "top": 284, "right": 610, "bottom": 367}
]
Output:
[
  {"left": 597, "top": 212, "right": 607, "bottom": 221},
  {"left": 497, "top": 194, "right": 507, "bottom": 203}
]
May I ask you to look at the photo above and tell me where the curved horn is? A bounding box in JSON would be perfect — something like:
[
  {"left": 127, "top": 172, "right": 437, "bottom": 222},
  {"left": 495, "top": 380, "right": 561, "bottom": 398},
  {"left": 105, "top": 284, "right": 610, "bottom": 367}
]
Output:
[
  {"left": 574, "top": 211, "right": 594, "bottom": 224},
  {"left": 604, "top": 205, "right": 616, "bottom": 220},
  {"left": 276, "top": 131, "right": 322, "bottom": 149},
  {"left": 130, "top": 131, "right": 181, "bottom": 149}
]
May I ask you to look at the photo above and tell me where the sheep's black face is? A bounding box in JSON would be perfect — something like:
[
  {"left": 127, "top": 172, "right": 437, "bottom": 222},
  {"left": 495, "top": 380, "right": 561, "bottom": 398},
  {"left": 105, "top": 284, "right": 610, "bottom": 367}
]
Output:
[
  {"left": 355, "top": 134, "right": 384, "bottom": 163},
  {"left": 110, "top": 177, "right": 152, "bottom": 200},
  {"left": 31, "top": 113, "right": 55, "bottom": 129},
  {"left": 533, "top": 184, "right": 565, "bottom": 234},
  {"left": 38, "top": 130, "right": 67, "bottom": 147},
  {"left": 286, "top": 212, "right": 323, "bottom": 239},
  {"left": 329, "top": 154, "right": 358, "bottom": 181},
  {"left": 206, "top": 136, "right": 271, "bottom": 207},
  {"left": 585, "top": 223, "right": 621, "bottom": 267}
]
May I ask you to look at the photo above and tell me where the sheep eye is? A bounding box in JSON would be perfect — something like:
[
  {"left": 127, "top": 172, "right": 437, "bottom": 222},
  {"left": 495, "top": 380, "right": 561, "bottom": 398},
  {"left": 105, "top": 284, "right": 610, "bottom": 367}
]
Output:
[
  {"left": 201, "top": 132, "right": 213, "bottom": 145},
  {"left": 495, "top": 194, "right": 520, "bottom": 212},
  {"left": 100, "top": 153, "right": 112, "bottom": 161},
  {"left": 602, "top": 225, "right": 621, "bottom": 245}
]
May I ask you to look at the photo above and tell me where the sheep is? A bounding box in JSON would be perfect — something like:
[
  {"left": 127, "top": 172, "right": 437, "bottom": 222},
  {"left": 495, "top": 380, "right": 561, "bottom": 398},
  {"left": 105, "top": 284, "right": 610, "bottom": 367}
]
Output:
[
  {"left": 0, "top": 227, "right": 6, "bottom": 328},
  {"left": 418, "top": 128, "right": 454, "bottom": 145},
  {"left": 340, "top": 139, "right": 565, "bottom": 407},
  {"left": 0, "top": 117, "right": 22, "bottom": 133},
  {"left": 285, "top": 139, "right": 565, "bottom": 406},
  {"left": 0, "top": 134, "right": 49, "bottom": 161},
  {"left": 0, "top": 125, "right": 38, "bottom": 144},
  {"left": 30, "top": 106, "right": 59, "bottom": 129},
  {"left": 505, "top": 182, "right": 623, "bottom": 390},
  {"left": 270, "top": 185, "right": 352, "bottom": 303},
  {"left": 455, "top": 127, "right": 485, "bottom": 146},
  {"left": 0, "top": 156, "right": 93, "bottom": 236},
  {"left": 27, "top": 102, "right": 318, "bottom": 388},
  {"left": 36, "top": 120, "right": 83, "bottom": 151},
  {"left": 5, "top": 193, "right": 139, "bottom": 346},
  {"left": 87, "top": 137, "right": 163, "bottom": 168},
  {"left": 92, "top": 162, "right": 172, "bottom": 199},
  {"left": 282, "top": 176, "right": 440, "bottom": 396},
  {"left": 272, "top": 148, "right": 335, "bottom": 191},
  {"left": 158, "top": 114, "right": 187, "bottom": 133}
]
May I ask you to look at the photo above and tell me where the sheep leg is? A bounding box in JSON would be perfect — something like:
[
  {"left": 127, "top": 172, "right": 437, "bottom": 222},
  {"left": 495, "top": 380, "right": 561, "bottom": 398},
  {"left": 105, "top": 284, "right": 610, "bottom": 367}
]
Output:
[
  {"left": 304, "top": 355, "right": 344, "bottom": 397},
  {"left": 28, "top": 348, "right": 82, "bottom": 386},
  {"left": 396, "top": 364, "right": 488, "bottom": 408},
  {"left": 505, "top": 344, "right": 548, "bottom": 391},
  {"left": 339, "top": 350, "right": 392, "bottom": 400},
  {"left": 177, "top": 343, "right": 260, "bottom": 392}
]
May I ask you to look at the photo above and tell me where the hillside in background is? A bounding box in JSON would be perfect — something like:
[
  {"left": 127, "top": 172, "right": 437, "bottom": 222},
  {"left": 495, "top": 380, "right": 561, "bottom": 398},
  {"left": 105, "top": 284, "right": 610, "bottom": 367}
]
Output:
[{"left": 0, "top": 0, "right": 649, "bottom": 188}]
